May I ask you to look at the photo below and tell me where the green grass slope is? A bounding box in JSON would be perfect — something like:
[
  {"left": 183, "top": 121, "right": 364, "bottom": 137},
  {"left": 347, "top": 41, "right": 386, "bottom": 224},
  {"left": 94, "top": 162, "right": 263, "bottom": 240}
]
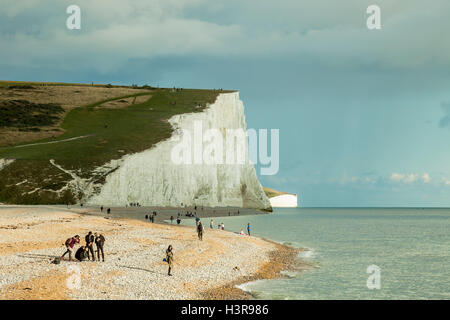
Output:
[{"left": 0, "top": 83, "right": 230, "bottom": 204}]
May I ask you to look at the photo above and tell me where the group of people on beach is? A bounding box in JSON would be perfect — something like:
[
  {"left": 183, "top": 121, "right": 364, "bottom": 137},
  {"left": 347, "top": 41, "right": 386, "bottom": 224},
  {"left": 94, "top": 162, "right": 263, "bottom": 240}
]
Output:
[
  {"left": 209, "top": 219, "right": 251, "bottom": 235},
  {"left": 128, "top": 202, "right": 141, "bottom": 207},
  {"left": 100, "top": 206, "right": 111, "bottom": 214},
  {"left": 60, "top": 205, "right": 253, "bottom": 277},
  {"left": 209, "top": 219, "right": 225, "bottom": 230},
  {"left": 169, "top": 214, "right": 182, "bottom": 225},
  {"left": 61, "top": 231, "right": 106, "bottom": 262},
  {"left": 145, "top": 211, "right": 157, "bottom": 223}
]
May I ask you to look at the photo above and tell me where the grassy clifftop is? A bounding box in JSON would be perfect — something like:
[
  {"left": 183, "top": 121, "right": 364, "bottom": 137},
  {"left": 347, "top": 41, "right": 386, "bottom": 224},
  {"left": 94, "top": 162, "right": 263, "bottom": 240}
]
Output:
[{"left": 0, "top": 81, "right": 230, "bottom": 204}]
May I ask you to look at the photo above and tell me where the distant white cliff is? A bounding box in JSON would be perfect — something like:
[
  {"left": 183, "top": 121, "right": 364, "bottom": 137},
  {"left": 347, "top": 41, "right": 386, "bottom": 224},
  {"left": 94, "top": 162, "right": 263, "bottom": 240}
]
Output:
[
  {"left": 268, "top": 194, "right": 298, "bottom": 208},
  {"left": 263, "top": 187, "right": 298, "bottom": 207},
  {"left": 87, "top": 92, "right": 271, "bottom": 210}
]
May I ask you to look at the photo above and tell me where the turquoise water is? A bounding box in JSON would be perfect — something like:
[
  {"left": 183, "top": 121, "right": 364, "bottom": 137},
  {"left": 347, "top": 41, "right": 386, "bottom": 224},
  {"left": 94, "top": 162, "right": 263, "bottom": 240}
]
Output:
[{"left": 184, "top": 208, "right": 450, "bottom": 299}]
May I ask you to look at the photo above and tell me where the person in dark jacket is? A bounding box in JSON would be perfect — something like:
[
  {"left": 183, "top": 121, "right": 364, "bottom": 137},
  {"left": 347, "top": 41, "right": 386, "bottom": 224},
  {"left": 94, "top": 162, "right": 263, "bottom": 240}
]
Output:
[
  {"left": 197, "top": 222, "right": 204, "bottom": 241},
  {"left": 75, "top": 246, "right": 89, "bottom": 261},
  {"left": 95, "top": 233, "right": 106, "bottom": 262},
  {"left": 85, "top": 231, "right": 95, "bottom": 261}
]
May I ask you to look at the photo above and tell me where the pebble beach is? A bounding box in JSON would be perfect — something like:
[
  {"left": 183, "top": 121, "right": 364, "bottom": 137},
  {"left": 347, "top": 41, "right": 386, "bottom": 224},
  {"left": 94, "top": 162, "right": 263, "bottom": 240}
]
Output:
[{"left": 0, "top": 205, "right": 301, "bottom": 300}]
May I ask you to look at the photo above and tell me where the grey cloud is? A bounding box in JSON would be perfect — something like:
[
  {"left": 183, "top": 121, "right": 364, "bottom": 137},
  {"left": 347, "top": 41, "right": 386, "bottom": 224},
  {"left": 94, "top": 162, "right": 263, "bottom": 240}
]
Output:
[{"left": 1, "top": 0, "right": 450, "bottom": 74}]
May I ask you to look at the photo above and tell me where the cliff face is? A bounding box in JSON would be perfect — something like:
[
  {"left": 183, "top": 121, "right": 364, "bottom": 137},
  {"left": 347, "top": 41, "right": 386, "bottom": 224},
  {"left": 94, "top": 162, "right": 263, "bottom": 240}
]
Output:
[
  {"left": 0, "top": 159, "right": 14, "bottom": 172},
  {"left": 87, "top": 92, "right": 271, "bottom": 210}
]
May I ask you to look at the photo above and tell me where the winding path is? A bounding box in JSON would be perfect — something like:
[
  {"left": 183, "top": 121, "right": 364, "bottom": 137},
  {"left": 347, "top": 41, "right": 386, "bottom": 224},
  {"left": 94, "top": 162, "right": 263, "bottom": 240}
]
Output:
[{"left": 10, "top": 134, "right": 95, "bottom": 149}]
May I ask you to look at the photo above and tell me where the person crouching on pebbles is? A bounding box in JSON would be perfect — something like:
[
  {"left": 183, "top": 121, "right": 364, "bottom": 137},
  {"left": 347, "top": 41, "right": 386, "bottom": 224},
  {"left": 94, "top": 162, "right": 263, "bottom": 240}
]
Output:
[{"left": 166, "top": 245, "right": 174, "bottom": 276}]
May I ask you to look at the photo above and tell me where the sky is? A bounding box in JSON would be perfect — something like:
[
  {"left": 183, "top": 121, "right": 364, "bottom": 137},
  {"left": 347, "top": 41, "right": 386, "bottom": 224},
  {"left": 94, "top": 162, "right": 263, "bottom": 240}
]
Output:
[{"left": 1, "top": 0, "right": 450, "bottom": 207}]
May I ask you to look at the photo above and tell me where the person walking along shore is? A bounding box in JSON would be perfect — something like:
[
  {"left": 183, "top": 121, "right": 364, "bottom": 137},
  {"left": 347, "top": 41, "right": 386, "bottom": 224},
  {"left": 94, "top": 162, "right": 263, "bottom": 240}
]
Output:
[
  {"left": 197, "top": 222, "right": 204, "bottom": 241},
  {"left": 166, "top": 245, "right": 174, "bottom": 276}
]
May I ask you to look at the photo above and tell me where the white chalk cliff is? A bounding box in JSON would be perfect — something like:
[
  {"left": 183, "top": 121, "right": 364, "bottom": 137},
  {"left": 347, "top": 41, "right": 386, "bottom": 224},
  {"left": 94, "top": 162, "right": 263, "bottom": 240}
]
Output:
[
  {"left": 0, "top": 159, "right": 14, "bottom": 172},
  {"left": 268, "top": 194, "right": 298, "bottom": 208},
  {"left": 87, "top": 92, "right": 271, "bottom": 210}
]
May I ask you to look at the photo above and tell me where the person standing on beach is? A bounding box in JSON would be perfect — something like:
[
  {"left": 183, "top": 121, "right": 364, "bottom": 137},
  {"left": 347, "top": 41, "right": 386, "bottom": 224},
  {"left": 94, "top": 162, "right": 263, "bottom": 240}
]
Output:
[
  {"left": 61, "top": 235, "right": 80, "bottom": 261},
  {"left": 100, "top": 206, "right": 103, "bottom": 212},
  {"left": 170, "top": 216, "right": 174, "bottom": 224},
  {"left": 166, "top": 245, "right": 174, "bottom": 276},
  {"left": 197, "top": 222, "right": 204, "bottom": 241},
  {"left": 247, "top": 223, "right": 251, "bottom": 236},
  {"left": 210, "top": 219, "right": 214, "bottom": 229},
  {"left": 221, "top": 223, "right": 225, "bottom": 230},
  {"left": 95, "top": 233, "right": 106, "bottom": 262},
  {"left": 177, "top": 216, "right": 181, "bottom": 225},
  {"left": 85, "top": 231, "right": 95, "bottom": 261}
]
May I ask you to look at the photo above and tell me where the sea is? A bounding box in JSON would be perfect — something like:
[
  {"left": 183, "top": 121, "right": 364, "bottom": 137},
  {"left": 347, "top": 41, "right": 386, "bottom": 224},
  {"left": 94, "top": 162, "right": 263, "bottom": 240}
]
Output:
[{"left": 182, "top": 208, "right": 450, "bottom": 299}]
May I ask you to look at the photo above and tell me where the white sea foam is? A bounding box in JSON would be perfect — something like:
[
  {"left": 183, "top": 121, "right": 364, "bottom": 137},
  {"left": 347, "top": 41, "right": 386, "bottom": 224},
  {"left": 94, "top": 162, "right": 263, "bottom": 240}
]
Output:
[
  {"left": 280, "top": 270, "right": 299, "bottom": 278},
  {"left": 235, "top": 279, "right": 267, "bottom": 296},
  {"left": 299, "top": 248, "right": 316, "bottom": 259}
]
